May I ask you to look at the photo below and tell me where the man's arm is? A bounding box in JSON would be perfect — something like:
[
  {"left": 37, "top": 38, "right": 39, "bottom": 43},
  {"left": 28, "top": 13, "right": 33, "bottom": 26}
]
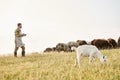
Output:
[{"left": 15, "top": 30, "right": 26, "bottom": 37}]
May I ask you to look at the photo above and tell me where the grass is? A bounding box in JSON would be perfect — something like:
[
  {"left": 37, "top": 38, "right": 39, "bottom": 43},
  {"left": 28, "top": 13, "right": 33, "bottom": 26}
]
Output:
[{"left": 0, "top": 49, "right": 120, "bottom": 80}]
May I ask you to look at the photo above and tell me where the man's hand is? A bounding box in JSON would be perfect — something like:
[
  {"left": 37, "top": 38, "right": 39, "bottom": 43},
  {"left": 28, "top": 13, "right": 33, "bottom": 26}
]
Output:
[{"left": 22, "top": 33, "right": 27, "bottom": 36}]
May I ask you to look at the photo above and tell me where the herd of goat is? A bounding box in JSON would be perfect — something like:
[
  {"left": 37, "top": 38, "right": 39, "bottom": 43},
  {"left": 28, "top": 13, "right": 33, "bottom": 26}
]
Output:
[{"left": 44, "top": 37, "right": 120, "bottom": 52}]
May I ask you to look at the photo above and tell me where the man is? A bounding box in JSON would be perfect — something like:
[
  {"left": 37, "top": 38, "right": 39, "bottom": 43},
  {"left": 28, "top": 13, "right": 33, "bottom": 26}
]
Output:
[{"left": 14, "top": 23, "right": 27, "bottom": 57}]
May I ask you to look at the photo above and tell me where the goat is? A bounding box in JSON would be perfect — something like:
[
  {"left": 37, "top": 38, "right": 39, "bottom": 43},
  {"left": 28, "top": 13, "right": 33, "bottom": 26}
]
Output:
[{"left": 71, "top": 45, "right": 107, "bottom": 66}]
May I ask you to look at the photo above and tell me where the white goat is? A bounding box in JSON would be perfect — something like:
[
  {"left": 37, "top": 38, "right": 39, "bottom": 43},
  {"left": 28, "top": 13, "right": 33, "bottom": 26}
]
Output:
[{"left": 71, "top": 45, "right": 107, "bottom": 66}]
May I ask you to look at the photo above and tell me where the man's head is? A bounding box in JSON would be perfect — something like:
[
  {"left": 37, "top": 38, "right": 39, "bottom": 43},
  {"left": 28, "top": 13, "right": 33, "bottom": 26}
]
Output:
[{"left": 17, "top": 23, "right": 22, "bottom": 28}]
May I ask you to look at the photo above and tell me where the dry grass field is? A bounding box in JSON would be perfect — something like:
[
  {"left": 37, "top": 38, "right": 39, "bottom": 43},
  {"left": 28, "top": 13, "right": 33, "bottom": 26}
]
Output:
[{"left": 0, "top": 49, "right": 120, "bottom": 80}]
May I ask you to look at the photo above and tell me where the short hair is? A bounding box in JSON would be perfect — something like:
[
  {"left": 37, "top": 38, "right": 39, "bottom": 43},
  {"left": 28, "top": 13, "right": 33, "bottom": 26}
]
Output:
[{"left": 17, "top": 23, "right": 22, "bottom": 26}]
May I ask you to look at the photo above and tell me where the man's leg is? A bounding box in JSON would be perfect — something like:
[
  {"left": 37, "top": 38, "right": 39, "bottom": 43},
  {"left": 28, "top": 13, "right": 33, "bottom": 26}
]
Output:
[
  {"left": 21, "top": 46, "right": 25, "bottom": 57},
  {"left": 14, "top": 47, "right": 19, "bottom": 57}
]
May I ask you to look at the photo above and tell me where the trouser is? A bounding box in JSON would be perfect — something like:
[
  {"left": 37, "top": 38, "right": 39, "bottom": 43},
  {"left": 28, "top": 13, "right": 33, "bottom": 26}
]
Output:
[{"left": 14, "top": 46, "right": 25, "bottom": 57}]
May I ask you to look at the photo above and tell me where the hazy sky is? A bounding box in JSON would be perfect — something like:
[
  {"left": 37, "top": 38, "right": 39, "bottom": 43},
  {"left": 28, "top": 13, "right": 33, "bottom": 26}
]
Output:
[{"left": 0, "top": 0, "right": 120, "bottom": 55}]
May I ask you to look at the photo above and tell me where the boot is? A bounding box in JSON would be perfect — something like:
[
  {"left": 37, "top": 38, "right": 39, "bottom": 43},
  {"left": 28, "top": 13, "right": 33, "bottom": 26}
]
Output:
[
  {"left": 14, "top": 52, "right": 17, "bottom": 57},
  {"left": 22, "top": 51, "right": 25, "bottom": 57}
]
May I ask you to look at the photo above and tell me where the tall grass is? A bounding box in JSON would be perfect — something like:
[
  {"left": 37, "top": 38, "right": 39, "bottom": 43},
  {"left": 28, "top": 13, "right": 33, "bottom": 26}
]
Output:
[{"left": 0, "top": 49, "right": 120, "bottom": 80}]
